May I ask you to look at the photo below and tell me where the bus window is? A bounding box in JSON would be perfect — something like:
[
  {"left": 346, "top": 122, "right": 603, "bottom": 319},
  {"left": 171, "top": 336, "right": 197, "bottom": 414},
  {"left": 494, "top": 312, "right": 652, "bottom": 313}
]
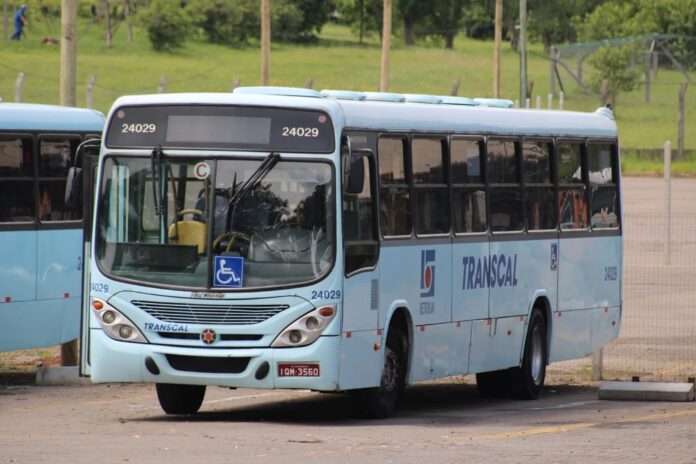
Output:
[
  {"left": 451, "top": 138, "right": 486, "bottom": 233},
  {"left": 412, "top": 137, "right": 449, "bottom": 235},
  {"left": 378, "top": 136, "right": 411, "bottom": 237},
  {"left": 557, "top": 142, "right": 587, "bottom": 230},
  {"left": 588, "top": 143, "right": 619, "bottom": 229},
  {"left": 344, "top": 155, "right": 378, "bottom": 275},
  {"left": 38, "top": 136, "right": 82, "bottom": 221},
  {"left": 523, "top": 140, "right": 555, "bottom": 231},
  {"left": 0, "top": 135, "right": 35, "bottom": 222},
  {"left": 488, "top": 139, "right": 522, "bottom": 232}
]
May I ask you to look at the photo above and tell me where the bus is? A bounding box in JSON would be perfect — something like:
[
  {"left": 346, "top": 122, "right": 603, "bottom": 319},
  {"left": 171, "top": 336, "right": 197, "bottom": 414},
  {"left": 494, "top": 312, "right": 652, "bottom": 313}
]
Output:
[
  {"left": 74, "top": 87, "right": 621, "bottom": 417},
  {"left": 0, "top": 103, "right": 104, "bottom": 352}
]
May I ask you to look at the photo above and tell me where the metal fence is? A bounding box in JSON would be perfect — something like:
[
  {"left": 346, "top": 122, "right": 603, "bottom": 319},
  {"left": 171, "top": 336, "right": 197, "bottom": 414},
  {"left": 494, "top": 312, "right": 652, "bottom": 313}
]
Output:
[{"left": 551, "top": 212, "right": 696, "bottom": 382}]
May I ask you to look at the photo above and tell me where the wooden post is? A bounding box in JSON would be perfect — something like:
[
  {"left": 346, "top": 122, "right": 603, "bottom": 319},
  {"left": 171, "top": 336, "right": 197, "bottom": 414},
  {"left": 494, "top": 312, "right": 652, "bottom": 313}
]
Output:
[
  {"left": 535, "top": 95, "right": 541, "bottom": 109},
  {"left": 559, "top": 91, "right": 564, "bottom": 110},
  {"left": 305, "top": 78, "right": 314, "bottom": 89},
  {"left": 525, "top": 98, "right": 530, "bottom": 108},
  {"left": 677, "top": 82, "right": 687, "bottom": 160},
  {"left": 14, "top": 72, "right": 24, "bottom": 102},
  {"left": 86, "top": 75, "right": 96, "bottom": 109},
  {"left": 526, "top": 79, "right": 534, "bottom": 102},
  {"left": 549, "top": 46, "right": 557, "bottom": 97},
  {"left": 519, "top": 0, "right": 528, "bottom": 103},
  {"left": 231, "top": 78, "right": 240, "bottom": 91},
  {"left": 592, "top": 348, "right": 603, "bottom": 381},
  {"left": 450, "top": 79, "right": 459, "bottom": 96},
  {"left": 664, "top": 140, "right": 672, "bottom": 266},
  {"left": 124, "top": 0, "right": 133, "bottom": 43},
  {"left": 547, "top": 93, "right": 552, "bottom": 109},
  {"left": 158, "top": 75, "right": 168, "bottom": 93},
  {"left": 652, "top": 51, "right": 658, "bottom": 78},
  {"left": 493, "top": 0, "right": 502, "bottom": 98},
  {"left": 3, "top": 0, "right": 8, "bottom": 41},
  {"left": 102, "top": 0, "right": 112, "bottom": 48},
  {"left": 600, "top": 79, "right": 608, "bottom": 106},
  {"left": 261, "top": 0, "right": 271, "bottom": 85},
  {"left": 60, "top": 0, "right": 78, "bottom": 367},
  {"left": 379, "top": 0, "right": 392, "bottom": 92},
  {"left": 644, "top": 51, "right": 651, "bottom": 104}
]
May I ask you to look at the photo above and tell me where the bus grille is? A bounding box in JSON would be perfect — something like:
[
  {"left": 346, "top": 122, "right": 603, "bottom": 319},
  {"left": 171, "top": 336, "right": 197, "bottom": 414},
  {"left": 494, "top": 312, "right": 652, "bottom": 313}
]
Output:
[
  {"left": 165, "top": 354, "right": 250, "bottom": 374},
  {"left": 132, "top": 300, "right": 289, "bottom": 325}
]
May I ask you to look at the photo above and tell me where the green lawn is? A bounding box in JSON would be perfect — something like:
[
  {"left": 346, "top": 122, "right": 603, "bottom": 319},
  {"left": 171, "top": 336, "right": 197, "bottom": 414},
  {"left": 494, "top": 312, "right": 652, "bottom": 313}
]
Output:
[{"left": 2, "top": 21, "right": 695, "bottom": 164}]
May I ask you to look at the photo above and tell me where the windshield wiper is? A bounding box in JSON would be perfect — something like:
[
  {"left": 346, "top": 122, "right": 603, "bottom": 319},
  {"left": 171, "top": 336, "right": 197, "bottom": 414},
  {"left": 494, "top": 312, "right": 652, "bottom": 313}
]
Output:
[
  {"left": 227, "top": 152, "right": 280, "bottom": 232},
  {"left": 150, "top": 145, "right": 166, "bottom": 216}
]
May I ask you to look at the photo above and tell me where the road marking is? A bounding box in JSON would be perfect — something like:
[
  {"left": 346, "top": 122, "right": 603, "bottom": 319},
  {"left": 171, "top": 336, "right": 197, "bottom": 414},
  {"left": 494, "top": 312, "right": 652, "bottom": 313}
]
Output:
[{"left": 527, "top": 400, "right": 600, "bottom": 410}]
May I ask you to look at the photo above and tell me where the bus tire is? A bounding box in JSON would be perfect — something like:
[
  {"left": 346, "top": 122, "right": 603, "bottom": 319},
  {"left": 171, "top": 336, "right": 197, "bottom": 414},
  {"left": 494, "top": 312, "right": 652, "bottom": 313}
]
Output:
[
  {"left": 510, "top": 308, "right": 547, "bottom": 399},
  {"left": 355, "top": 327, "right": 408, "bottom": 418},
  {"left": 475, "top": 369, "right": 511, "bottom": 398},
  {"left": 156, "top": 383, "right": 206, "bottom": 415}
]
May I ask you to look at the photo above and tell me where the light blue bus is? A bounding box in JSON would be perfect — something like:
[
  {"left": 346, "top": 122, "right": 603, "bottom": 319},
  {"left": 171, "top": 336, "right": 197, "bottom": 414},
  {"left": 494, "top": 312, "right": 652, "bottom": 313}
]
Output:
[
  {"left": 0, "top": 103, "right": 104, "bottom": 352},
  {"left": 77, "top": 88, "right": 621, "bottom": 417}
]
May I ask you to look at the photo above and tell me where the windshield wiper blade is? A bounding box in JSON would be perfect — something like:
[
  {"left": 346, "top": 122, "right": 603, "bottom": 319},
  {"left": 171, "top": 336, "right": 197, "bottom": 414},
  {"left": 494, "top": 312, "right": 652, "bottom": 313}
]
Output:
[
  {"left": 227, "top": 152, "right": 280, "bottom": 231},
  {"left": 150, "top": 145, "right": 166, "bottom": 216}
]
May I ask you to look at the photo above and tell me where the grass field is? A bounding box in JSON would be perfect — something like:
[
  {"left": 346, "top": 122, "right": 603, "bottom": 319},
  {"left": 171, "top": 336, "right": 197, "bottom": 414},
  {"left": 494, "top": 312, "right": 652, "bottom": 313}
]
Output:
[{"left": 1, "top": 21, "right": 695, "bottom": 171}]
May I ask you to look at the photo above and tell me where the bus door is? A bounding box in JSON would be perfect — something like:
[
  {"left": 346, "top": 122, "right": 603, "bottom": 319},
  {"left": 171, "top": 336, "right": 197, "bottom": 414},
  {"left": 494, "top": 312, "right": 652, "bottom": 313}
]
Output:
[{"left": 69, "top": 141, "right": 100, "bottom": 376}]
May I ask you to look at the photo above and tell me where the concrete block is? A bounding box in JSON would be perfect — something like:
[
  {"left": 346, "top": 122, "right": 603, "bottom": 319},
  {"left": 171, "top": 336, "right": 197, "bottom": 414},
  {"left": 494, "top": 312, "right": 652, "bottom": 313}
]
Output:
[
  {"left": 35, "top": 366, "right": 91, "bottom": 386},
  {"left": 599, "top": 381, "right": 695, "bottom": 402}
]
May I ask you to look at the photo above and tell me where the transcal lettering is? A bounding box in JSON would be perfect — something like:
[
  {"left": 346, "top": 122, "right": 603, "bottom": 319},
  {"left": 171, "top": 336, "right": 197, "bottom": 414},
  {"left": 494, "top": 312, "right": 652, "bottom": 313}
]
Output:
[
  {"left": 143, "top": 322, "right": 189, "bottom": 332},
  {"left": 462, "top": 254, "right": 518, "bottom": 290}
]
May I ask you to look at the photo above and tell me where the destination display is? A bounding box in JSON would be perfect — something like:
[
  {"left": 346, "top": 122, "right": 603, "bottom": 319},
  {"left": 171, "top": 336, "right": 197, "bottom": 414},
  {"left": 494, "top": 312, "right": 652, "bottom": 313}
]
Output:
[{"left": 105, "top": 105, "right": 335, "bottom": 153}]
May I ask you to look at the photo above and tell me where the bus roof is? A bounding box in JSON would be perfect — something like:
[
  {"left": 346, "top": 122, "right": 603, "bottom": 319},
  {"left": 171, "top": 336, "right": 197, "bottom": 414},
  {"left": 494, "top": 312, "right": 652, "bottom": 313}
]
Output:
[
  {"left": 0, "top": 103, "right": 105, "bottom": 132},
  {"left": 108, "top": 89, "right": 618, "bottom": 140}
]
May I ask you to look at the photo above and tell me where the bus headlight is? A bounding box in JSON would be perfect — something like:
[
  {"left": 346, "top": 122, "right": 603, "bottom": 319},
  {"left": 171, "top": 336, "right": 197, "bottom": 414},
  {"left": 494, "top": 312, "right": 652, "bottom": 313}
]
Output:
[
  {"left": 272, "top": 305, "right": 336, "bottom": 348},
  {"left": 92, "top": 298, "right": 148, "bottom": 344}
]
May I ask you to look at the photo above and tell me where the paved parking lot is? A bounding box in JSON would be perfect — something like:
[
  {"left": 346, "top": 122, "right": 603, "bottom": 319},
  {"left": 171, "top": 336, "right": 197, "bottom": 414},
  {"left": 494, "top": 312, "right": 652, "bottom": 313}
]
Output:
[{"left": 2, "top": 380, "right": 696, "bottom": 464}]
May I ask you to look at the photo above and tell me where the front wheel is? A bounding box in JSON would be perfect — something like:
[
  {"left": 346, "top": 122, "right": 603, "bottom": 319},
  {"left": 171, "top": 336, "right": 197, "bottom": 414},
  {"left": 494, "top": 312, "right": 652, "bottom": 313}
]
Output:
[
  {"left": 353, "top": 328, "right": 408, "bottom": 418},
  {"left": 156, "top": 383, "right": 206, "bottom": 415},
  {"left": 510, "top": 308, "right": 547, "bottom": 399}
]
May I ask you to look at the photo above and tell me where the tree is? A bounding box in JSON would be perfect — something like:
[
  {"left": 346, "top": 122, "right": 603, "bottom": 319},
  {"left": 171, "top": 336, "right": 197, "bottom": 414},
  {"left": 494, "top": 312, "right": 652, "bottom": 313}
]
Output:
[
  {"left": 138, "top": 0, "right": 194, "bottom": 51},
  {"left": 428, "top": 0, "right": 465, "bottom": 49},
  {"left": 396, "top": 0, "right": 427, "bottom": 45}
]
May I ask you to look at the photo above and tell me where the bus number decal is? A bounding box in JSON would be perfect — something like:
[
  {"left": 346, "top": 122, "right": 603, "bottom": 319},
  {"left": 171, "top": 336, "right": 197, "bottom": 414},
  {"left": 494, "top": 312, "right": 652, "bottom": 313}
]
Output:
[
  {"left": 311, "top": 290, "right": 340, "bottom": 300},
  {"left": 282, "top": 127, "right": 319, "bottom": 137},
  {"left": 91, "top": 282, "right": 109, "bottom": 293},
  {"left": 121, "top": 123, "right": 156, "bottom": 134},
  {"left": 604, "top": 266, "right": 618, "bottom": 281}
]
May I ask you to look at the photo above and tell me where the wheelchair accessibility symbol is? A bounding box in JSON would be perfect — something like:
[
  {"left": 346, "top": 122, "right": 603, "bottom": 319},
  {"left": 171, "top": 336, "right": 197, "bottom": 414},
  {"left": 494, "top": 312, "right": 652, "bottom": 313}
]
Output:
[{"left": 213, "top": 256, "right": 244, "bottom": 288}]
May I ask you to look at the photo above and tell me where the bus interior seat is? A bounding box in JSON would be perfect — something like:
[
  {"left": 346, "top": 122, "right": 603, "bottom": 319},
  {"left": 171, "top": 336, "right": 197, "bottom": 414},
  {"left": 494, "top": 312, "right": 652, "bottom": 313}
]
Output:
[{"left": 168, "top": 209, "right": 207, "bottom": 254}]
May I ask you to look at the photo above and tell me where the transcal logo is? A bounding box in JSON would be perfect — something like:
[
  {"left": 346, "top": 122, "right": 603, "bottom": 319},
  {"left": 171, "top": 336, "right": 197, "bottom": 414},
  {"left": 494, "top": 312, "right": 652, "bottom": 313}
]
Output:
[
  {"left": 462, "top": 254, "right": 519, "bottom": 290},
  {"left": 420, "top": 249, "right": 436, "bottom": 297}
]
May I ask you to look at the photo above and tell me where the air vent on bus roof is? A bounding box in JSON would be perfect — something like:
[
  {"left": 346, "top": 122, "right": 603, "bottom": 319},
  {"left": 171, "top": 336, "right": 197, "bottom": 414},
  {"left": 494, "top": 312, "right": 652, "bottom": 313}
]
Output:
[
  {"left": 320, "top": 90, "right": 366, "bottom": 101},
  {"left": 233, "top": 86, "right": 324, "bottom": 98},
  {"left": 403, "top": 94, "right": 442, "bottom": 104},
  {"left": 362, "top": 92, "right": 406, "bottom": 103},
  {"left": 439, "top": 96, "right": 479, "bottom": 106},
  {"left": 473, "top": 98, "right": 514, "bottom": 108}
]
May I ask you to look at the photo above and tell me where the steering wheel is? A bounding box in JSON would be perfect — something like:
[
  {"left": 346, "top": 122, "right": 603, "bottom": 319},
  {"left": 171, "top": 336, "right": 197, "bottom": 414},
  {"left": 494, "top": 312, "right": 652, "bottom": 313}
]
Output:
[{"left": 213, "top": 231, "right": 252, "bottom": 253}]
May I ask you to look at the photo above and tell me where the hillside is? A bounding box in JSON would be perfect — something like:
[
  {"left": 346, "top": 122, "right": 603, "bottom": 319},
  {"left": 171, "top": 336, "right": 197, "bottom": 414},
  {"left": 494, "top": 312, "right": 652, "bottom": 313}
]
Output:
[{"left": 2, "top": 22, "right": 695, "bottom": 171}]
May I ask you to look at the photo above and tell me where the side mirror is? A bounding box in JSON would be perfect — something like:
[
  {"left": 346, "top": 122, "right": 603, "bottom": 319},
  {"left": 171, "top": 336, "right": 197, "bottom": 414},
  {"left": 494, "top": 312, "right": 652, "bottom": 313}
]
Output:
[
  {"left": 65, "top": 166, "right": 83, "bottom": 208},
  {"left": 345, "top": 155, "right": 365, "bottom": 194}
]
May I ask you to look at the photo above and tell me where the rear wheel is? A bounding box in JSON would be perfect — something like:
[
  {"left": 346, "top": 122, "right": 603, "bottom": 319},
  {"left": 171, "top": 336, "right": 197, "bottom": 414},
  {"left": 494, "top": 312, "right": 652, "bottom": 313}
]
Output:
[
  {"left": 355, "top": 327, "right": 408, "bottom": 418},
  {"left": 510, "top": 308, "right": 547, "bottom": 399},
  {"left": 156, "top": 383, "right": 206, "bottom": 415}
]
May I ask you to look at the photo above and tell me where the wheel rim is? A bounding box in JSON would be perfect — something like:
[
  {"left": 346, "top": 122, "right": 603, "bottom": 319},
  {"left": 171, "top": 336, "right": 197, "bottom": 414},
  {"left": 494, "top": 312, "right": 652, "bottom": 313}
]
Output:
[
  {"left": 530, "top": 324, "right": 544, "bottom": 385},
  {"left": 381, "top": 346, "right": 399, "bottom": 392}
]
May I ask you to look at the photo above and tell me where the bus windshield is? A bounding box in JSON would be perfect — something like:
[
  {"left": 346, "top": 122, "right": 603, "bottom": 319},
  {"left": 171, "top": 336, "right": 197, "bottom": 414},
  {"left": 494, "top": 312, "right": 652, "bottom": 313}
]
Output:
[{"left": 95, "top": 155, "right": 335, "bottom": 289}]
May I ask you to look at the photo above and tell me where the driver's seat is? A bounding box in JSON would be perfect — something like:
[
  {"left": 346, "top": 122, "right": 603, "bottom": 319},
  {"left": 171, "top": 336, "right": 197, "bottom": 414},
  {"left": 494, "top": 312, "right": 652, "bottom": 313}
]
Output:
[{"left": 169, "top": 209, "right": 207, "bottom": 254}]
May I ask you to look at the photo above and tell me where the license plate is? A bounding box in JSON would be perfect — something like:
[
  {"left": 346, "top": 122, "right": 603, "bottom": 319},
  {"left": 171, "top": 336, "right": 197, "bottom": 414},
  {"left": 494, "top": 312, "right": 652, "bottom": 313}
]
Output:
[{"left": 277, "top": 363, "right": 320, "bottom": 377}]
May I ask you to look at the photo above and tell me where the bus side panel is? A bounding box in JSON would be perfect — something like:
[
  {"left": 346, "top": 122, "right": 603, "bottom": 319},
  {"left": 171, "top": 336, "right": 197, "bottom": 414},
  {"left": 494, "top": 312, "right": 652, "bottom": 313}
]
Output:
[
  {"left": 590, "top": 305, "right": 621, "bottom": 352},
  {"left": 0, "top": 298, "right": 75, "bottom": 351},
  {"left": 342, "top": 270, "right": 379, "bottom": 332},
  {"left": 0, "top": 230, "right": 37, "bottom": 303},
  {"left": 36, "top": 229, "right": 83, "bottom": 300},
  {"left": 549, "top": 309, "right": 592, "bottom": 362},
  {"left": 468, "top": 316, "right": 527, "bottom": 373},
  {"left": 409, "top": 323, "right": 452, "bottom": 381},
  {"left": 489, "top": 238, "right": 557, "bottom": 319},
  {"left": 452, "top": 240, "right": 489, "bottom": 321},
  {"left": 338, "top": 330, "right": 382, "bottom": 390}
]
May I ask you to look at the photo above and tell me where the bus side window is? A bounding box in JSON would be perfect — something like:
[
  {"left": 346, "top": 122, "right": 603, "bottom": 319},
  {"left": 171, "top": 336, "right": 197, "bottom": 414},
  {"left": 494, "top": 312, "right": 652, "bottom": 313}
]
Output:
[
  {"left": 451, "top": 138, "right": 486, "bottom": 233},
  {"left": 588, "top": 142, "right": 619, "bottom": 229},
  {"left": 38, "top": 136, "right": 82, "bottom": 221},
  {"left": 523, "top": 140, "right": 556, "bottom": 231},
  {"left": 0, "top": 135, "right": 35, "bottom": 222},
  {"left": 412, "top": 137, "right": 449, "bottom": 235},
  {"left": 557, "top": 142, "right": 587, "bottom": 230},
  {"left": 378, "top": 136, "right": 411, "bottom": 237},
  {"left": 488, "top": 138, "right": 523, "bottom": 232},
  {"left": 343, "top": 154, "right": 378, "bottom": 275}
]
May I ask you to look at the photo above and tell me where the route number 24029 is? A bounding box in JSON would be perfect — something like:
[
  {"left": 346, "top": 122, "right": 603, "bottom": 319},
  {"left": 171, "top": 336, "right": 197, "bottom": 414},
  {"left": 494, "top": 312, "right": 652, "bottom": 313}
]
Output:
[{"left": 311, "top": 290, "right": 341, "bottom": 300}]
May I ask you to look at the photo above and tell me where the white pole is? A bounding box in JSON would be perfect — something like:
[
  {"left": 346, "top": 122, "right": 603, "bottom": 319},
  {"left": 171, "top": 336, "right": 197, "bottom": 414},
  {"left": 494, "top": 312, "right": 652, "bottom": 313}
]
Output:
[
  {"left": 559, "top": 91, "right": 564, "bottom": 110},
  {"left": 664, "top": 140, "right": 672, "bottom": 265}
]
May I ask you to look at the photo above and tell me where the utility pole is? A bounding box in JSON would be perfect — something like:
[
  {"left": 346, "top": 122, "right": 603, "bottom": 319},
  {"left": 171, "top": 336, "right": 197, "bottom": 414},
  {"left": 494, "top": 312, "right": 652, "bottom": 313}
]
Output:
[
  {"left": 519, "top": 0, "right": 528, "bottom": 104},
  {"left": 493, "top": 0, "right": 502, "bottom": 98},
  {"left": 379, "top": 0, "right": 392, "bottom": 92},
  {"left": 261, "top": 0, "right": 271, "bottom": 86},
  {"left": 3, "top": 0, "right": 8, "bottom": 41},
  {"left": 60, "top": 0, "right": 78, "bottom": 366}
]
